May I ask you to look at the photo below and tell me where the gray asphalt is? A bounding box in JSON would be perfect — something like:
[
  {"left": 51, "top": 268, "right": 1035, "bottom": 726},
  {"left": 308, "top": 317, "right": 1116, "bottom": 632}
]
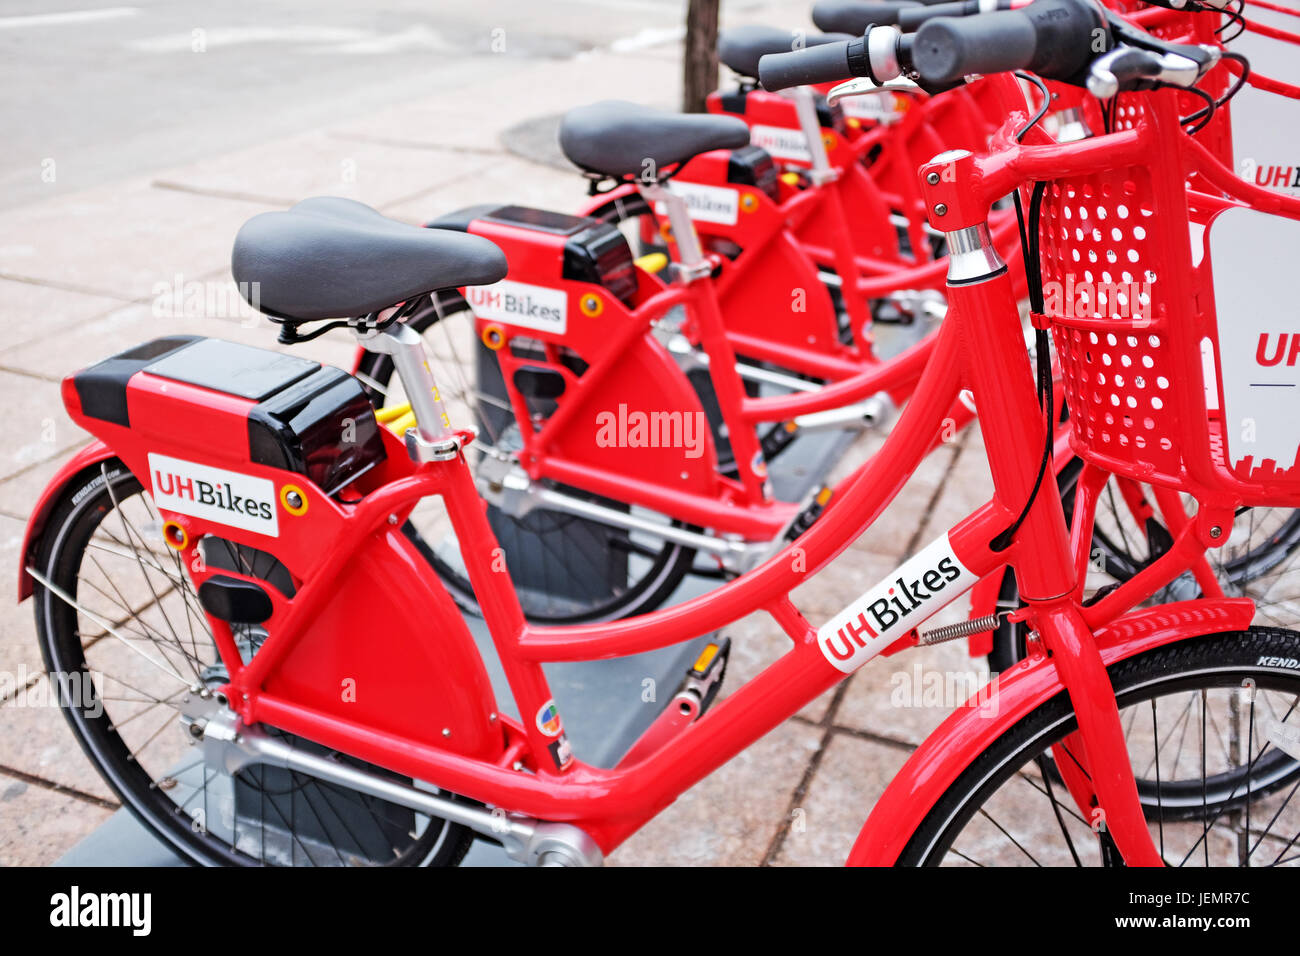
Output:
[{"left": 0, "top": 0, "right": 700, "bottom": 209}]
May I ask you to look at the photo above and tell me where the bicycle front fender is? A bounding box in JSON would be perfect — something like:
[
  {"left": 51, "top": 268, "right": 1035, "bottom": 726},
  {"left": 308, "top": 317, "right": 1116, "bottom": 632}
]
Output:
[
  {"left": 848, "top": 597, "right": 1255, "bottom": 865},
  {"left": 17, "top": 440, "right": 118, "bottom": 601}
]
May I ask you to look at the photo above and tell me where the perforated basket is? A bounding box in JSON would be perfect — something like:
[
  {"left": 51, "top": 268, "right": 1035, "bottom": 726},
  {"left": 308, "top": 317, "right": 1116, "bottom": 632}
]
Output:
[{"left": 1036, "top": 88, "right": 1300, "bottom": 508}]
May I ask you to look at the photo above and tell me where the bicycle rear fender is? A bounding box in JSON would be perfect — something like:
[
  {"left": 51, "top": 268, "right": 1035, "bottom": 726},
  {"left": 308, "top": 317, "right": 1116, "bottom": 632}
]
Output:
[
  {"left": 849, "top": 597, "right": 1255, "bottom": 865},
  {"left": 39, "top": 336, "right": 505, "bottom": 762},
  {"left": 431, "top": 206, "right": 726, "bottom": 496},
  {"left": 18, "top": 440, "right": 119, "bottom": 601}
]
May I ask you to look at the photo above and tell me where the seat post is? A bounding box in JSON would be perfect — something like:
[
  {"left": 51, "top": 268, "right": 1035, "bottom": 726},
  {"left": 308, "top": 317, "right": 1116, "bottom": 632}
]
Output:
[
  {"left": 637, "top": 181, "right": 712, "bottom": 282},
  {"left": 787, "top": 86, "right": 836, "bottom": 185},
  {"left": 355, "top": 321, "right": 463, "bottom": 462}
]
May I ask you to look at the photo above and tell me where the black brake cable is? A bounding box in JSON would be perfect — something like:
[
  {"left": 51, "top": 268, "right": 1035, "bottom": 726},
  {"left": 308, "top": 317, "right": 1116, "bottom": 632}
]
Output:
[
  {"left": 1180, "top": 85, "right": 1219, "bottom": 134},
  {"left": 1218, "top": 0, "right": 1247, "bottom": 42},
  {"left": 1181, "top": 51, "right": 1251, "bottom": 130},
  {"left": 1014, "top": 71, "right": 1052, "bottom": 141}
]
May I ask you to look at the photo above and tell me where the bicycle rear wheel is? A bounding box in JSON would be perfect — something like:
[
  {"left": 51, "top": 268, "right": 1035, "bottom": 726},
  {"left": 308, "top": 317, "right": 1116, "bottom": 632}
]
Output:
[
  {"left": 355, "top": 292, "right": 697, "bottom": 624},
  {"left": 31, "top": 461, "right": 474, "bottom": 866},
  {"left": 903, "top": 627, "right": 1300, "bottom": 866}
]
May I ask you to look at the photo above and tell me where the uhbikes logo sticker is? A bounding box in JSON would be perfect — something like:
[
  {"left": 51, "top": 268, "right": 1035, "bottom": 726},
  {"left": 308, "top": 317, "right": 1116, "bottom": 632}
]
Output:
[
  {"left": 817, "top": 534, "right": 975, "bottom": 673},
  {"left": 750, "top": 124, "right": 811, "bottom": 163},
  {"left": 654, "top": 181, "right": 740, "bottom": 226},
  {"left": 148, "top": 453, "right": 278, "bottom": 537},
  {"left": 466, "top": 279, "right": 567, "bottom": 335}
]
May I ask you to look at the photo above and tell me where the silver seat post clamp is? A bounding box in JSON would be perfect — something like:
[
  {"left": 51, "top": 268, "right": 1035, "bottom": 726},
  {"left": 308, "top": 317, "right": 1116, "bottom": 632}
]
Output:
[{"left": 354, "top": 320, "right": 469, "bottom": 463}]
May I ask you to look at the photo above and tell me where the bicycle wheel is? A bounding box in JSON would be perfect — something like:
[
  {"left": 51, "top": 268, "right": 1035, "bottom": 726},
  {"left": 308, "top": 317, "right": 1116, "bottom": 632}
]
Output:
[
  {"left": 903, "top": 627, "right": 1300, "bottom": 865},
  {"left": 31, "top": 460, "right": 474, "bottom": 866},
  {"left": 354, "top": 292, "right": 698, "bottom": 624}
]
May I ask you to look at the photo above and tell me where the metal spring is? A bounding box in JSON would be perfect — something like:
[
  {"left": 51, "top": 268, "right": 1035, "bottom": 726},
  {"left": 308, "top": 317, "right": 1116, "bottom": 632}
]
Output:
[{"left": 919, "top": 613, "right": 1004, "bottom": 646}]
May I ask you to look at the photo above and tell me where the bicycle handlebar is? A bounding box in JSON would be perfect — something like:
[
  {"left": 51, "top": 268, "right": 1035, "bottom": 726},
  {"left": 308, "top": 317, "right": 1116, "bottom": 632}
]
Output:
[
  {"left": 759, "top": 35, "right": 872, "bottom": 91},
  {"left": 898, "top": 0, "right": 1015, "bottom": 31},
  {"left": 763, "top": 0, "right": 1216, "bottom": 96},
  {"left": 812, "top": 0, "right": 923, "bottom": 31},
  {"left": 911, "top": 0, "right": 1105, "bottom": 86}
]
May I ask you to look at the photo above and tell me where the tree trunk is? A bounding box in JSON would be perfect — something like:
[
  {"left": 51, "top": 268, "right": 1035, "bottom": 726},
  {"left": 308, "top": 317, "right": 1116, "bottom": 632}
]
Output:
[{"left": 683, "top": 0, "right": 720, "bottom": 113}]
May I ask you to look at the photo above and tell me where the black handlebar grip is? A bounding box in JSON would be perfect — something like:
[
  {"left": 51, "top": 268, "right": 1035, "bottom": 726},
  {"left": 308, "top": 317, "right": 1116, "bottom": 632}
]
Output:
[
  {"left": 911, "top": 11, "right": 1035, "bottom": 83},
  {"left": 758, "top": 38, "right": 866, "bottom": 91},
  {"left": 899, "top": 0, "right": 1011, "bottom": 31},
  {"left": 812, "top": 0, "right": 921, "bottom": 32},
  {"left": 911, "top": 0, "right": 1103, "bottom": 85}
]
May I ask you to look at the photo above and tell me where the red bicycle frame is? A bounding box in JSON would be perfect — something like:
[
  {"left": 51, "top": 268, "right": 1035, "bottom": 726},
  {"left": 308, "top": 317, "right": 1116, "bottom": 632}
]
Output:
[{"left": 25, "top": 99, "right": 1267, "bottom": 865}]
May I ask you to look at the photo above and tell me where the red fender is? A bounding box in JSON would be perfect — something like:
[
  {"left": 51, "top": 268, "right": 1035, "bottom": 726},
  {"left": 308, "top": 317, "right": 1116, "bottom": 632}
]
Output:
[
  {"left": 849, "top": 597, "right": 1256, "bottom": 865},
  {"left": 574, "top": 182, "right": 639, "bottom": 220},
  {"left": 17, "top": 440, "right": 119, "bottom": 601}
]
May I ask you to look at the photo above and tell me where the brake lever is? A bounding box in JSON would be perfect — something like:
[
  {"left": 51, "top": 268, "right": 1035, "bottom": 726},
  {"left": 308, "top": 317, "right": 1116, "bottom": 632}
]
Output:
[
  {"left": 1104, "top": 8, "right": 1219, "bottom": 74},
  {"left": 1086, "top": 44, "right": 1203, "bottom": 97},
  {"left": 827, "top": 74, "right": 925, "bottom": 105}
]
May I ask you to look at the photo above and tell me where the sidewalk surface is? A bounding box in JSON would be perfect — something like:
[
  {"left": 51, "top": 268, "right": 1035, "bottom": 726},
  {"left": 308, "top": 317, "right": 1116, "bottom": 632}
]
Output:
[{"left": 0, "top": 0, "right": 999, "bottom": 866}]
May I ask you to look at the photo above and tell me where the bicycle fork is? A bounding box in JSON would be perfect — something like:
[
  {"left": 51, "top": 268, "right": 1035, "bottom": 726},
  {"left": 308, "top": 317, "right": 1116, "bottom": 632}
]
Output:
[{"left": 925, "top": 152, "right": 1164, "bottom": 865}]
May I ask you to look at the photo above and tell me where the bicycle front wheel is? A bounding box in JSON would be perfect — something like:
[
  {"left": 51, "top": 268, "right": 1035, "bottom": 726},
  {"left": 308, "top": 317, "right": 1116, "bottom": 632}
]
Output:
[{"left": 903, "top": 627, "right": 1300, "bottom": 866}]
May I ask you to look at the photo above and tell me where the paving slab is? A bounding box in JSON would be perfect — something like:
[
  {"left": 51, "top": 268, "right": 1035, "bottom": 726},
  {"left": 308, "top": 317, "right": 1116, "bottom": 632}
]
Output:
[
  {"left": 769, "top": 731, "right": 913, "bottom": 866},
  {"left": 608, "top": 717, "right": 823, "bottom": 866},
  {"left": 0, "top": 777, "right": 113, "bottom": 867},
  {"left": 151, "top": 130, "right": 495, "bottom": 211},
  {"left": 0, "top": 182, "right": 280, "bottom": 302},
  {"left": 0, "top": 677, "right": 117, "bottom": 803},
  {"left": 0, "top": 279, "right": 128, "bottom": 353}
]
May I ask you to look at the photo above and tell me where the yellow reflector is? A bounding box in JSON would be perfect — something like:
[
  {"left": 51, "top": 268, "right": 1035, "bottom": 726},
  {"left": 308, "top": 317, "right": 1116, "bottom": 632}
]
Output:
[
  {"left": 780, "top": 172, "right": 801, "bottom": 187},
  {"left": 635, "top": 252, "right": 669, "bottom": 274},
  {"left": 375, "top": 402, "right": 412, "bottom": 425},
  {"left": 816, "top": 486, "right": 833, "bottom": 506},
  {"left": 389, "top": 411, "right": 418, "bottom": 434},
  {"left": 692, "top": 643, "right": 720, "bottom": 674}
]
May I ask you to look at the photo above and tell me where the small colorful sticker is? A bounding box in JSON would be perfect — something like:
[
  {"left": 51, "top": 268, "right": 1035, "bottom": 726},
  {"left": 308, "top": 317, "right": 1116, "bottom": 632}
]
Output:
[
  {"left": 548, "top": 734, "right": 574, "bottom": 770},
  {"left": 751, "top": 449, "right": 768, "bottom": 479},
  {"left": 536, "top": 699, "right": 563, "bottom": 737}
]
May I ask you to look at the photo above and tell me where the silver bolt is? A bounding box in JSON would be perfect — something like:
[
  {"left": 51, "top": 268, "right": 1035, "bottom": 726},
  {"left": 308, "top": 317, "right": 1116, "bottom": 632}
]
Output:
[
  {"left": 934, "top": 203, "right": 948, "bottom": 217},
  {"left": 388, "top": 513, "right": 399, "bottom": 525},
  {"left": 1210, "top": 525, "right": 1222, "bottom": 539},
  {"left": 285, "top": 490, "right": 303, "bottom": 510},
  {"left": 442, "top": 728, "right": 451, "bottom": 737},
  {"left": 926, "top": 171, "right": 941, "bottom": 185},
  {"left": 489, "top": 713, "right": 497, "bottom": 722}
]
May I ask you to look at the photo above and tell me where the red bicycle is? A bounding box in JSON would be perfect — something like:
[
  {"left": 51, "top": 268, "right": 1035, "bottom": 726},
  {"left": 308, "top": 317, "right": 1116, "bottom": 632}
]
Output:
[{"left": 18, "top": 0, "right": 1300, "bottom": 866}]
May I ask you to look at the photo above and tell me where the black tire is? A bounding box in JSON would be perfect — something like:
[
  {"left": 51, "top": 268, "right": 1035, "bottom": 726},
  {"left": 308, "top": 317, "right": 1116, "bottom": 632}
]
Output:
[
  {"left": 903, "top": 626, "right": 1300, "bottom": 865},
  {"left": 356, "top": 292, "right": 698, "bottom": 624},
  {"left": 32, "top": 460, "right": 474, "bottom": 866}
]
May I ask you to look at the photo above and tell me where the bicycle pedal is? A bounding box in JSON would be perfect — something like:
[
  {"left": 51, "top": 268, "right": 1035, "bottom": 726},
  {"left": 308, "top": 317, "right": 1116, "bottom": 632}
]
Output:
[
  {"left": 761, "top": 420, "right": 800, "bottom": 459},
  {"left": 784, "top": 486, "right": 834, "bottom": 542},
  {"left": 672, "top": 637, "right": 731, "bottom": 719}
]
